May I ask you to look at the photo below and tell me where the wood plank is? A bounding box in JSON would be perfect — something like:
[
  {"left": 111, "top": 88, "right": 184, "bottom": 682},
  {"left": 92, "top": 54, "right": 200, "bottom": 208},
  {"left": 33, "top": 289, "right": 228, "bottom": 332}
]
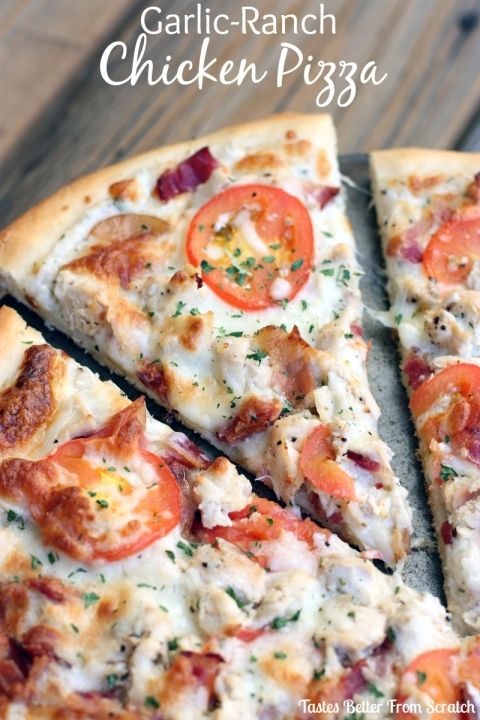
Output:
[
  {"left": 0, "top": 0, "right": 134, "bottom": 166},
  {"left": 1, "top": 0, "right": 480, "bottom": 229}
]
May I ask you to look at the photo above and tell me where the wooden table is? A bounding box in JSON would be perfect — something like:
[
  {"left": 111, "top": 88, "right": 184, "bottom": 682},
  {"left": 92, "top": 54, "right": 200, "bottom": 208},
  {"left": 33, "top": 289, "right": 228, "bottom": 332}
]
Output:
[{"left": 1, "top": 0, "right": 480, "bottom": 226}]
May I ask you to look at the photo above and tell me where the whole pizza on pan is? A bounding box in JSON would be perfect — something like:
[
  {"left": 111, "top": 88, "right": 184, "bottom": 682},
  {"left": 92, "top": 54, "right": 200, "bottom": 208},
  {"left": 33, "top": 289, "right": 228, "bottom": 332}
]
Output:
[
  {"left": 0, "top": 305, "right": 478, "bottom": 719},
  {"left": 0, "top": 114, "right": 412, "bottom": 568}
]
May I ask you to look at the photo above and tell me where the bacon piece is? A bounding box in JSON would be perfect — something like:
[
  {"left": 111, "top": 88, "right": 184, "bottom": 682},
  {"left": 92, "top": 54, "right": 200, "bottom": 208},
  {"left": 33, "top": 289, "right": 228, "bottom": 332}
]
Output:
[
  {"left": 217, "top": 397, "right": 282, "bottom": 444},
  {"left": 0, "top": 635, "right": 31, "bottom": 699},
  {"left": 0, "top": 345, "right": 57, "bottom": 452},
  {"left": 0, "top": 585, "right": 29, "bottom": 641},
  {"left": 27, "top": 577, "right": 67, "bottom": 604},
  {"left": 256, "top": 325, "right": 321, "bottom": 406},
  {"left": 137, "top": 362, "right": 170, "bottom": 407},
  {"left": 162, "top": 652, "right": 223, "bottom": 711},
  {"left": 21, "top": 625, "right": 60, "bottom": 659},
  {"left": 346, "top": 451, "right": 381, "bottom": 472},
  {"left": 165, "top": 433, "right": 210, "bottom": 470},
  {"left": 156, "top": 147, "right": 219, "bottom": 201},
  {"left": 108, "top": 179, "right": 138, "bottom": 202},
  {"left": 403, "top": 351, "right": 433, "bottom": 390},
  {"left": 440, "top": 520, "right": 456, "bottom": 545},
  {"left": 306, "top": 184, "right": 340, "bottom": 209}
]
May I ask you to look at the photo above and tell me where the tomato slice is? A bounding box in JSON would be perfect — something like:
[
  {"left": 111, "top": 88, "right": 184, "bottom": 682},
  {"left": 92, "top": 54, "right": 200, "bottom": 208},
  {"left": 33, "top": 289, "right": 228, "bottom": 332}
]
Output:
[
  {"left": 195, "top": 496, "right": 321, "bottom": 566},
  {"left": 186, "top": 184, "right": 314, "bottom": 310},
  {"left": 410, "top": 363, "right": 480, "bottom": 418},
  {"left": 396, "top": 648, "right": 462, "bottom": 720},
  {"left": 5, "top": 400, "right": 181, "bottom": 562},
  {"left": 300, "top": 425, "right": 357, "bottom": 501},
  {"left": 423, "top": 214, "right": 480, "bottom": 284}
]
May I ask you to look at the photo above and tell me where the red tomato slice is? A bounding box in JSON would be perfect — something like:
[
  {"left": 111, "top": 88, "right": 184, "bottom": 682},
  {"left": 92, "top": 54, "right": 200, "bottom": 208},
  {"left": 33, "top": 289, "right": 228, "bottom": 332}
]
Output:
[
  {"left": 25, "top": 400, "right": 180, "bottom": 562},
  {"left": 186, "top": 184, "right": 314, "bottom": 310},
  {"left": 195, "top": 496, "right": 322, "bottom": 566},
  {"left": 423, "top": 214, "right": 480, "bottom": 284},
  {"left": 410, "top": 363, "right": 480, "bottom": 418},
  {"left": 411, "top": 364, "right": 480, "bottom": 466},
  {"left": 300, "top": 425, "right": 357, "bottom": 501},
  {"left": 396, "top": 648, "right": 462, "bottom": 720}
]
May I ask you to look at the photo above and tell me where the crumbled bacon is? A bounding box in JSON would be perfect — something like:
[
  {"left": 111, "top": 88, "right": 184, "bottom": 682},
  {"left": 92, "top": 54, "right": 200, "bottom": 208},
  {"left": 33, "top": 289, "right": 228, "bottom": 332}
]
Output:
[
  {"left": 350, "top": 324, "right": 363, "bottom": 337},
  {"left": 156, "top": 147, "right": 219, "bottom": 201},
  {"left": 161, "top": 652, "right": 223, "bottom": 711},
  {"left": 306, "top": 184, "right": 340, "bottom": 209},
  {"left": 0, "top": 635, "right": 31, "bottom": 699},
  {"left": 217, "top": 397, "right": 282, "bottom": 444},
  {"left": 256, "top": 325, "right": 321, "bottom": 406},
  {"left": 401, "top": 243, "right": 424, "bottom": 263},
  {"left": 137, "top": 362, "right": 170, "bottom": 406},
  {"left": 21, "top": 625, "right": 60, "bottom": 659},
  {"left": 346, "top": 451, "right": 381, "bottom": 472},
  {"left": 165, "top": 433, "right": 210, "bottom": 470},
  {"left": 403, "top": 351, "right": 432, "bottom": 390},
  {"left": 440, "top": 520, "right": 456, "bottom": 545},
  {"left": 27, "top": 578, "right": 67, "bottom": 604}
]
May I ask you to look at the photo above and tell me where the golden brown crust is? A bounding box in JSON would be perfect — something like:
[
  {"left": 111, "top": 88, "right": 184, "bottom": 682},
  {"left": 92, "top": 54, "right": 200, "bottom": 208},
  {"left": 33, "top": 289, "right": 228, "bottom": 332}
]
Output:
[
  {"left": 0, "top": 345, "right": 57, "bottom": 453},
  {"left": 0, "top": 114, "right": 334, "bottom": 282}
]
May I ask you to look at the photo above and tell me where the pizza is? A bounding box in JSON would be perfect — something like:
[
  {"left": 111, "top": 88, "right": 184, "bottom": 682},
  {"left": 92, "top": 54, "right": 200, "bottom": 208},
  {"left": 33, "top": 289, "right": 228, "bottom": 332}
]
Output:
[
  {"left": 0, "top": 114, "right": 412, "bottom": 567},
  {"left": 1, "top": 304, "right": 480, "bottom": 719},
  {"left": 371, "top": 148, "right": 480, "bottom": 633}
]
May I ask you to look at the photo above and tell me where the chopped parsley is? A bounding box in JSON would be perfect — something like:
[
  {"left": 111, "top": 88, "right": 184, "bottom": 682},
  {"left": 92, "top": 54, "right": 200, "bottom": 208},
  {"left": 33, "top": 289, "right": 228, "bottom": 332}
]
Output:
[
  {"left": 200, "top": 259, "right": 215, "bottom": 274},
  {"left": 172, "top": 301, "right": 187, "bottom": 318},
  {"left": 71, "top": 624, "right": 79, "bottom": 634},
  {"left": 165, "top": 550, "right": 175, "bottom": 563},
  {"left": 247, "top": 350, "right": 267, "bottom": 364},
  {"left": 225, "top": 586, "right": 246, "bottom": 610},
  {"left": 440, "top": 464, "right": 458, "bottom": 482},
  {"left": 48, "top": 551, "right": 59, "bottom": 564},
  {"left": 30, "top": 555, "right": 42, "bottom": 570},
  {"left": 177, "top": 541, "right": 195, "bottom": 557},
  {"left": 107, "top": 674, "right": 118, "bottom": 689},
  {"left": 226, "top": 331, "right": 244, "bottom": 337},
  {"left": 168, "top": 638, "right": 179, "bottom": 652},
  {"left": 336, "top": 264, "right": 351, "bottom": 287},
  {"left": 301, "top": 299, "right": 308, "bottom": 311},
  {"left": 96, "top": 499, "right": 109, "bottom": 509},
  {"left": 274, "top": 651, "right": 287, "bottom": 660},
  {"left": 387, "top": 626, "right": 396, "bottom": 642},
  {"left": 271, "top": 610, "right": 301, "bottom": 630},
  {"left": 313, "top": 668, "right": 326, "bottom": 680},
  {"left": 83, "top": 592, "right": 100, "bottom": 609},
  {"left": 144, "top": 696, "right": 160, "bottom": 709},
  {"left": 291, "top": 258, "right": 304, "bottom": 272},
  {"left": 416, "top": 670, "right": 427, "bottom": 685},
  {"left": 367, "top": 682, "right": 384, "bottom": 698},
  {"left": 394, "top": 313, "right": 403, "bottom": 326}
]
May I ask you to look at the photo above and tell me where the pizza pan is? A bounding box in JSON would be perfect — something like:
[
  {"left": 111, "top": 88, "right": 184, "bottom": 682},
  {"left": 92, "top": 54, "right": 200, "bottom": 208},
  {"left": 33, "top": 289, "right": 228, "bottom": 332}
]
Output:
[{"left": 1, "top": 154, "right": 444, "bottom": 601}]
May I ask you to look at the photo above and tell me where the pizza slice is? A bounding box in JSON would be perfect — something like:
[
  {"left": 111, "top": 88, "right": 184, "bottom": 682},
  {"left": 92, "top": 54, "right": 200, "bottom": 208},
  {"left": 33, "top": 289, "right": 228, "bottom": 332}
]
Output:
[
  {"left": 371, "top": 148, "right": 480, "bottom": 633},
  {"left": 0, "top": 304, "right": 477, "bottom": 719},
  {"left": 0, "top": 114, "right": 411, "bottom": 566}
]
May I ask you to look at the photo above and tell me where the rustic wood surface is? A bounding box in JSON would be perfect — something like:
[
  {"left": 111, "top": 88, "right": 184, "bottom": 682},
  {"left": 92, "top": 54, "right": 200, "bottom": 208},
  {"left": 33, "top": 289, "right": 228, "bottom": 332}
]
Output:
[{"left": 1, "top": 0, "right": 480, "bottom": 227}]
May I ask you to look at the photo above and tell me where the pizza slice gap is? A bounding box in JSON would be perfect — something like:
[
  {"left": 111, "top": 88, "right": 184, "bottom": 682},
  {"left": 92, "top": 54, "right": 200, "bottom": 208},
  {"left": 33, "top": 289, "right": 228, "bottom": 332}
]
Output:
[
  {"left": 1, "top": 304, "right": 478, "bottom": 719},
  {"left": 371, "top": 148, "right": 480, "bottom": 634},
  {"left": 0, "top": 114, "right": 411, "bottom": 567}
]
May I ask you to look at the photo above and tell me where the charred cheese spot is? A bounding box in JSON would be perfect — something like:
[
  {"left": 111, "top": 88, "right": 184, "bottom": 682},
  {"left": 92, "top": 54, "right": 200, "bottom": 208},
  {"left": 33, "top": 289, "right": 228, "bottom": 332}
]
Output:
[
  {"left": 62, "top": 234, "right": 164, "bottom": 290},
  {"left": 284, "top": 139, "right": 313, "bottom": 157},
  {"left": 0, "top": 345, "right": 57, "bottom": 453},
  {"left": 234, "top": 152, "right": 283, "bottom": 173},
  {"left": 317, "top": 149, "right": 332, "bottom": 178},
  {"left": 108, "top": 179, "right": 139, "bottom": 202},
  {"left": 217, "top": 396, "right": 282, "bottom": 444}
]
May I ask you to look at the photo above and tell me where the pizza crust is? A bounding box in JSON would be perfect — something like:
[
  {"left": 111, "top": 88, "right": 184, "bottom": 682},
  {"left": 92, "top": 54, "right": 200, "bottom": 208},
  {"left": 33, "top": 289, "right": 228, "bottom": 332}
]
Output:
[{"left": 0, "top": 114, "right": 335, "bottom": 281}]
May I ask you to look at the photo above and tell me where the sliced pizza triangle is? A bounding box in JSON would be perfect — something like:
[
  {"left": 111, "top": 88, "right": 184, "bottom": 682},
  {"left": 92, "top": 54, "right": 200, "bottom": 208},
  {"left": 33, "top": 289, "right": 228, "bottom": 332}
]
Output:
[
  {"left": 0, "top": 114, "right": 411, "bottom": 566},
  {"left": 371, "top": 148, "right": 480, "bottom": 633},
  {"left": 0, "top": 304, "right": 477, "bottom": 718}
]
